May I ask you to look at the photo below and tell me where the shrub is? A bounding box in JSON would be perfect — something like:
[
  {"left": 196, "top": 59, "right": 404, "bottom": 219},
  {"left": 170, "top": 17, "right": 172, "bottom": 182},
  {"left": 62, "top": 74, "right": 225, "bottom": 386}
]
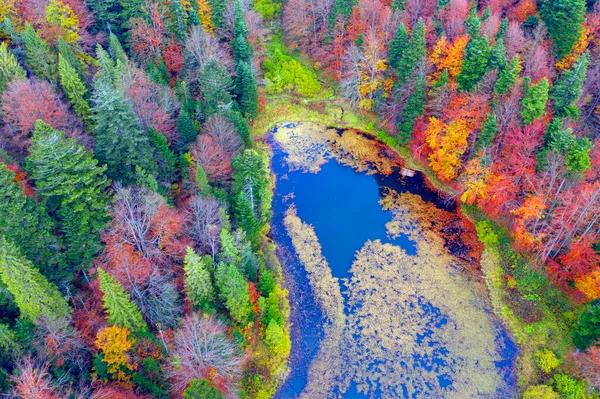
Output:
[{"left": 535, "top": 349, "right": 561, "bottom": 374}]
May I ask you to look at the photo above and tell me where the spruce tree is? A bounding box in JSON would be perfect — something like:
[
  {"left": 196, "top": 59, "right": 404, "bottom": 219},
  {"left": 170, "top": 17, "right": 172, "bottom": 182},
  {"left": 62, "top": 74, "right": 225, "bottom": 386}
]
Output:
[
  {"left": 57, "top": 37, "right": 86, "bottom": 82},
  {"left": 176, "top": 111, "right": 198, "bottom": 150},
  {"left": 148, "top": 129, "right": 177, "bottom": 185},
  {"left": 397, "top": 73, "right": 426, "bottom": 145},
  {"left": 199, "top": 59, "right": 234, "bottom": 115},
  {"left": 388, "top": 24, "right": 408, "bottom": 71},
  {"left": 108, "top": 32, "right": 128, "bottom": 65},
  {"left": 473, "top": 113, "right": 498, "bottom": 153},
  {"left": 188, "top": 0, "right": 201, "bottom": 26},
  {"left": 23, "top": 23, "right": 56, "bottom": 83},
  {"left": 566, "top": 137, "right": 592, "bottom": 173},
  {"left": 0, "top": 164, "right": 64, "bottom": 280},
  {"left": 487, "top": 37, "right": 508, "bottom": 71},
  {"left": 328, "top": 0, "right": 355, "bottom": 31},
  {"left": 27, "top": 121, "right": 110, "bottom": 269},
  {"left": 495, "top": 55, "right": 521, "bottom": 96},
  {"left": 59, "top": 54, "right": 92, "bottom": 124},
  {"left": 0, "top": 42, "right": 25, "bottom": 92},
  {"left": 235, "top": 61, "right": 259, "bottom": 119},
  {"left": 396, "top": 19, "right": 425, "bottom": 85},
  {"left": 97, "top": 268, "right": 148, "bottom": 332},
  {"left": 215, "top": 261, "right": 252, "bottom": 324},
  {"left": 0, "top": 237, "right": 71, "bottom": 323},
  {"left": 457, "top": 10, "right": 490, "bottom": 91},
  {"left": 550, "top": 52, "right": 589, "bottom": 119},
  {"left": 92, "top": 81, "right": 157, "bottom": 184},
  {"left": 183, "top": 247, "right": 215, "bottom": 311},
  {"left": 170, "top": 0, "right": 189, "bottom": 43},
  {"left": 233, "top": 0, "right": 252, "bottom": 64},
  {"left": 521, "top": 78, "right": 549, "bottom": 125},
  {"left": 207, "top": 0, "right": 226, "bottom": 29},
  {"left": 538, "top": 0, "right": 586, "bottom": 58}
]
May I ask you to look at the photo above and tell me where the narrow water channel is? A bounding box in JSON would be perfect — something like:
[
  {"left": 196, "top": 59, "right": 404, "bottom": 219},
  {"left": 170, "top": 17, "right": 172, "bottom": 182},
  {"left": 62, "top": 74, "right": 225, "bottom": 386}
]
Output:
[{"left": 269, "top": 122, "right": 518, "bottom": 399}]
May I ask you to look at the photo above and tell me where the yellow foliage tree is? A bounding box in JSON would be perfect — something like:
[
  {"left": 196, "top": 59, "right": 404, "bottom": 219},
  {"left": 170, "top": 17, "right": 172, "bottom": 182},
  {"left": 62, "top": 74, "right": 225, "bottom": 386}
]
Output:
[
  {"left": 356, "top": 33, "right": 388, "bottom": 111},
  {"left": 0, "top": 0, "right": 22, "bottom": 37},
  {"left": 196, "top": 0, "right": 215, "bottom": 34},
  {"left": 576, "top": 270, "right": 600, "bottom": 301},
  {"left": 460, "top": 156, "right": 491, "bottom": 204},
  {"left": 425, "top": 117, "right": 469, "bottom": 181},
  {"left": 95, "top": 325, "right": 136, "bottom": 383},
  {"left": 45, "top": 0, "right": 80, "bottom": 44},
  {"left": 430, "top": 35, "right": 469, "bottom": 80}
]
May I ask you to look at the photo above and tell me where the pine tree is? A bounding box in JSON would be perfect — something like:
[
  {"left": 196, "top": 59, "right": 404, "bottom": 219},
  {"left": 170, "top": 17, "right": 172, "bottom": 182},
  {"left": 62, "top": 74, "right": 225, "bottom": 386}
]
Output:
[
  {"left": 27, "top": 121, "right": 110, "bottom": 269},
  {"left": 23, "top": 23, "right": 57, "bottom": 83},
  {"left": 397, "top": 73, "right": 426, "bottom": 145},
  {"left": 215, "top": 261, "right": 252, "bottom": 324},
  {"left": 550, "top": 52, "right": 589, "bottom": 119},
  {"left": 199, "top": 59, "right": 234, "bottom": 115},
  {"left": 457, "top": 10, "right": 490, "bottom": 91},
  {"left": 521, "top": 78, "right": 549, "bottom": 125},
  {"left": 538, "top": 0, "right": 586, "bottom": 59},
  {"left": 235, "top": 61, "right": 258, "bottom": 119},
  {"left": 183, "top": 247, "right": 215, "bottom": 311},
  {"left": 396, "top": 19, "right": 425, "bottom": 85},
  {"left": 0, "top": 164, "right": 64, "bottom": 280},
  {"left": 0, "top": 237, "right": 71, "bottom": 322},
  {"left": 232, "top": 150, "right": 272, "bottom": 245},
  {"left": 495, "top": 55, "right": 521, "bottom": 96},
  {"left": 59, "top": 54, "right": 92, "bottom": 125},
  {"left": 233, "top": 0, "right": 252, "bottom": 64},
  {"left": 0, "top": 42, "right": 25, "bottom": 92},
  {"left": 170, "top": 0, "right": 189, "bottom": 43},
  {"left": 97, "top": 268, "right": 148, "bottom": 332},
  {"left": 388, "top": 24, "right": 408, "bottom": 71},
  {"left": 176, "top": 111, "right": 198, "bottom": 150},
  {"left": 92, "top": 80, "right": 157, "bottom": 184}
]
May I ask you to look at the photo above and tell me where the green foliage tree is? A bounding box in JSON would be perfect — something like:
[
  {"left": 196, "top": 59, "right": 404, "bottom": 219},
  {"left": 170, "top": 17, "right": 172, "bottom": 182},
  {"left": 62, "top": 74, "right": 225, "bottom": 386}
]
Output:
[
  {"left": 170, "top": 0, "right": 189, "bottom": 43},
  {"left": 538, "top": 0, "right": 586, "bottom": 58},
  {"left": 27, "top": 121, "right": 110, "bottom": 268},
  {"left": 183, "top": 247, "right": 215, "bottom": 311},
  {"left": 233, "top": 0, "right": 252, "bottom": 64},
  {"left": 539, "top": 118, "right": 592, "bottom": 173},
  {"left": 523, "top": 385, "right": 559, "bottom": 399},
  {"left": 535, "top": 349, "right": 561, "bottom": 374},
  {"left": 92, "top": 81, "right": 157, "bottom": 184},
  {"left": 388, "top": 24, "right": 408, "bottom": 71},
  {"left": 473, "top": 113, "right": 498, "bottom": 153},
  {"left": 176, "top": 110, "right": 198, "bottom": 150},
  {"left": 521, "top": 78, "right": 549, "bottom": 125},
  {"left": 550, "top": 53, "right": 590, "bottom": 119},
  {"left": 553, "top": 374, "right": 587, "bottom": 399},
  {"left": 108, "top": 32, "right": 128, "bottom": 65},
  {"left": 235, "top": 61, "right": 259, "bottom": 119},
  {"left": 495, "top": 55, "right": 521, "bottom": 96},
  {"left": 232, "top": 150, "right": 272, "bottom": 245},
  {"left": 0, "top": 164, "right": 63, "bottom": 279},
  {"left": 458, "top": 11, "right": 490, "bottom": 91},
  {"left": 487, "top": 38, "right": 508, "bottom": 71},
  {"left": 0, "top": 237, "right": 71, "bottom": 322},
  {"left": 199, "top": 58, "right": 234, "bottom": 115},
  {"left": 97, "top": 268, "right": 147, "bottom": 333},
  {"left": 265, "top": 319, "right": 291, "bottom": 357},
  {"left": 0, "top": 42, "right": 25, "bottom": 92},
  {"left": 58, "top": 54, "right": 92, "bottom": 124},
  {"left": 572, "top": 303, "right": 600, "bottom": 350},
  {"left": 254, "top": 0, "right": 282, "bottom": 19},
  {"left": 148, "top": 129, "right": 177, "bottom": 186},
  {"left": 208, "top": 0, "right": 226, "bottom": 29},
  {"left": 23, "top": 23, "right": 56, "bottom": 82},
  {"left": 183, "top": 378, "right": 224, "bottom": 399},
  {"left": 395, "top": 19, "right": 425, "bottom": 85},
  {"left": 215, "top": 261, "right": 252, "bottom": 325},
  {"left": 397, "top": 73, "right": 426, "bottom": 145},
  {"left": 566, "top": 137, "right": 592, "bottom": 173}
]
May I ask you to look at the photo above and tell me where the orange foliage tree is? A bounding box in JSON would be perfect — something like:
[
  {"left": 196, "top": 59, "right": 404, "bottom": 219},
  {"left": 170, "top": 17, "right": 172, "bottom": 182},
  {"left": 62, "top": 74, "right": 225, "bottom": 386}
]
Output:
[
  {"left": 95, "top": 325, "right": 136, "bottom": 383},
  {"left": 430, "top": 35, "right": 469, "bottom": 80},
  {"left": 425, "top": 117, "right": 469, "bottom": 181}
]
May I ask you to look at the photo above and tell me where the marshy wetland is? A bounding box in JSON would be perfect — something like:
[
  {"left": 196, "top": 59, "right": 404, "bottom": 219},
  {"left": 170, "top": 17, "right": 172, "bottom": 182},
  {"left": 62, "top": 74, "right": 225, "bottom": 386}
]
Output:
[{"left": 269, "top": 122, "right": 518, "bottom": 399}]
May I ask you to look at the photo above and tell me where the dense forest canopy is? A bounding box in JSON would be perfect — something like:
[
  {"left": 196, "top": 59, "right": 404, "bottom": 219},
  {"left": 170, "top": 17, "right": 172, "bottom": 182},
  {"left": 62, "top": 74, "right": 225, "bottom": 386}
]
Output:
[{"left": 0, "top": 0, "right": 599, "bottom": 397}]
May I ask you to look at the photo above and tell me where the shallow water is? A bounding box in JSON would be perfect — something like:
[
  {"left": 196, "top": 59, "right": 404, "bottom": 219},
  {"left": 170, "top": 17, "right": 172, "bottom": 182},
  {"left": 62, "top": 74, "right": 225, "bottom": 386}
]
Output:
[{"left": 270, "top": 123, "right": 518, "bottom": 399}]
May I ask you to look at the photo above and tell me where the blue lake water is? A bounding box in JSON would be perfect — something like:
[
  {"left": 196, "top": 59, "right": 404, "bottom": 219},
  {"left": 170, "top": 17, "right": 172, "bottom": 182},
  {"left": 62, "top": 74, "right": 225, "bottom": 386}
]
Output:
[{"left": 269, "top": 126, "right": 518, "bottom": 399}]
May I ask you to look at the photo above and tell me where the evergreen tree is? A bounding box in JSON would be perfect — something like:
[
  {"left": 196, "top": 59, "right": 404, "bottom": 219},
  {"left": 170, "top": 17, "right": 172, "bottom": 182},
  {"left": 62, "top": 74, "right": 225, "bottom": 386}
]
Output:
[
  {"left": 0, "top": 42, "right": 25, "bottom": 92},
  {"left": 573, "top": 303, "right": 600, "bottom": 350},
  {"left": 183, "top": 247, "right": 215, "bottom": 311},
  {"left": 97, "top": 268, "right": 148, "bottom": 332},
  {"left": 538, "top": 0, "right": 586, "bottom": 58},
  {"left": 390, "top": 0, "right": 406, "bottom": 11},
  {"left": 148, "top": 129, "right": 177, "bottom": 185},
  {"left": 495, "top": 55, "right": 521, "bottom": 96},
  {"left": 57, "top": 37, "right": 86, "bottom": 82},
  {"left": 183, "top": 379, "right": 224, "bottom": 399},
  {"left": 170, "top": 0, "right": 189, "bottom": 43},
  {"left": 233, "top": 0, "right": 252, "bottom": 64},
  {"left": 388, "top": 24, "right": 408, "bottom": 71},
  {"left": 487, "top": 37, "right": 508, "bottom": 71},
  {"left": 496, "top": 17, "right": 508, "bottom": 39},
  {"left": 396, "top": 19, "right": 425, "bottom": 85},
  {"left": 108, "top": 32, "right": 128, "bottom": 65},
  {"left": 232, "top": 150, "right": 272, "bottom": 245},
  {"left": 328, "top": 0, "right": 355, "bottom": 31},
  {"left": 199, "top": 59, "right": 234, "bottom": 115},
  {"left": 215, "top": 261, "right": 252, "bottom": 324},
  {"left": 207, "top": 0, "right": 226, "bottom": 29},
  {"left": 473, "top": 113, "right": 498, "bottom": 153},
  {"left": 521, "top": 78, "right": 549, "bottom": 125},
  {"left": 27, "top": 121, "right": 110, "bottom": 269},
  {"left": 23, "top": 23, "right": 56, "bottom": 83},
  {"left": 0, "top": 164, "right": 64, "bottom": 280},
  {"left": 397, "top": 73, "right": 426, "bottom": 145},
  {"left": 188, "top": 0, "right": 201, "bottom": 26},
  {"left": 0, "top": 237, "right": 71, "bottom": 323},
  {"left": 235, "top": 61, "right": 259, "bottom": 119},
  {"left": 457, "top": 10, "right": 490, "bottom": 91},
  {"left": 550, "top": 53, "right": 590, "bottom": 119},
  {"left": 566, "top": 137, "right": 592, "bottom": 173},
  {"left": 223, "top": 109, "right": 251, "bottom": 147},
  {"left": 59, "top": 54, "right": 92, "bottom": 125},
  {"left": 92, "top": 81, "right": 157, "bottom": 184},
  {"left": 176, "top": 111, "right": 198, "bottom": 150}
]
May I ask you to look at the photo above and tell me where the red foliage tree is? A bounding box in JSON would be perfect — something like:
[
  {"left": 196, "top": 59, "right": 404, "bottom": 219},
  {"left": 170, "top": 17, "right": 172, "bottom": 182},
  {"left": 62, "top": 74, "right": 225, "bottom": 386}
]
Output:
[{"left": 439, "top": 0, "right": 468, "bottom": 40}]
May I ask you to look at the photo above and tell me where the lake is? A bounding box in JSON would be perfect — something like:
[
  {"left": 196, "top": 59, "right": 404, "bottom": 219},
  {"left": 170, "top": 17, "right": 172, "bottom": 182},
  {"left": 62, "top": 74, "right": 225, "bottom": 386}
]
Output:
[{"left": 269, "top": 122, "right": 518, "bottom": 399}]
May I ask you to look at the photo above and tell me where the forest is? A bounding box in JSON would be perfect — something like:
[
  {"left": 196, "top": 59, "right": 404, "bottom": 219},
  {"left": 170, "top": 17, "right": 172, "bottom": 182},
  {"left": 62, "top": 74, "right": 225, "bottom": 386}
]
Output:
[{"left": 0, "top": 0, "right": 599, "bottom": 397}]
